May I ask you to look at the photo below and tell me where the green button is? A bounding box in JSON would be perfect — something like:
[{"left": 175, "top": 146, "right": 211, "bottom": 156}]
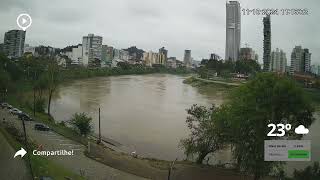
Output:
[{"left": 288, "top": 150, "right": 309, "bottom": 159}]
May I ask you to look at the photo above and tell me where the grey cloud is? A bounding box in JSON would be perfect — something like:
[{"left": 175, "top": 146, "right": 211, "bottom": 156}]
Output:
[
  {"left": 0, "top": 0, "right": 29, "bottom": 11},
  {"left": 0, "top": 0, "right": 319, "bottom": 64},
  {"left": 44, "top": 8, "right": 88, "bottom": 24}
]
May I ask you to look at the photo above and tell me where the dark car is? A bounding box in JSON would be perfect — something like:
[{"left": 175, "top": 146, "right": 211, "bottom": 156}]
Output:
[
  {"left": 0, "top": 102, "right": 10, "bottom": 109},
  {"left": 34, "top": 123, "right": 50, "bottom": 131},
  {"left": 18, "top": 113, "right": 33, "bottom": 121}
]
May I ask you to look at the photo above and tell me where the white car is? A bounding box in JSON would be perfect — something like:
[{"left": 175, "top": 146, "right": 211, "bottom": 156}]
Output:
[
  {"left": 9, "top": 108, "right": 22, "bottom": 115},
  {"left": 0, "top": 102, "right": 11, "bottom": 109}
]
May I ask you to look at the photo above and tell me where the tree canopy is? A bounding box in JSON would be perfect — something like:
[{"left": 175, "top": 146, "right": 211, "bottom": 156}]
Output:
[
  {"left": 198, "top": 59, "right": 261, "bottom": 78},
  {"left": 180, "top": 104, "right": 228, "bottom": 164},
  {"left": 227, "top": 73, "right": 314, "bottom": 179},
  {"left": 68, "top": 113, "right": 93, "bottom": 137},
  {"left": 181, "top": 73, "right": 315, "bottom": 179}
]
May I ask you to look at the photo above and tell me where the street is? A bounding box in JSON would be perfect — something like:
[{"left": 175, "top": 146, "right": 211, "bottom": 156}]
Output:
[{"left": 0, "top": 108, "right": 148, "bottom": 180}]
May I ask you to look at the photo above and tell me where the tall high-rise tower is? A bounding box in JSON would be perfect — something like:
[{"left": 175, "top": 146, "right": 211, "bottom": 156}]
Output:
[
  {"left": 3, "top": 30, "right": 26, "bottom": 59},
  {"left": 225, "top": 1, "right": 241, "bottom": 61},
  {"left": 263, "top": 15, "right": 271, "bottom": 71},
  {"left": 183, "top": 50, "right": 192, "bottom": 67}
]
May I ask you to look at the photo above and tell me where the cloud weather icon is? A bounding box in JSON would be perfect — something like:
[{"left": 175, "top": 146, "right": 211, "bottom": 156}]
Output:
[{"left": 294, "top": 125, "right": 309, "bottom": 135}]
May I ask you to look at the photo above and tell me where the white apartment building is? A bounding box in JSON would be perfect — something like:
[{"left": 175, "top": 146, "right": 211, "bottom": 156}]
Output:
[
  {"left": 82, "top": 34, "right": 103, "bottom": 67},
  {"left": 71, "top": 45, "right": 82, "bottom": 65},
  {"left": 24, "top": 44, "right": 35, "bottom": 55},
  {"left": 60, "top": 45, "right": 82, "bottom": 65}
]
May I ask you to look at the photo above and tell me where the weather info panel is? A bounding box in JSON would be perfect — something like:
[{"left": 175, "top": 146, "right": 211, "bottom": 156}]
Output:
[{"left": 264, "top": 140, "right": 311, "bottom": 161}]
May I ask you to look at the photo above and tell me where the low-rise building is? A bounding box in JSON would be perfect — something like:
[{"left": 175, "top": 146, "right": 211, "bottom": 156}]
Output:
[
  {"left": 209, "top": 53, "right": 221, "bottom": 61},
  {"left": 311, "top": 64, "right": 320, "bottom": 75},
  {"left": 24, "top": 44, "right": 35, "bottom": 56},
  {"left": 60, "top": 44, "right": 82, "bottom": 65},
  {"left": 239, "top": 47, "right": 256, "bottom": 61},
  {"left": 143, "top": 51, "right": 157, "bottom": 67},
  {"left": 101, "top": 45, "right": 114, "bottom": 67},
  {"left": 34, "top": 46, "right": 58, "bottom": 58},
  {"left": 167, "top": 57, "right": 177, "bottom": 68}
]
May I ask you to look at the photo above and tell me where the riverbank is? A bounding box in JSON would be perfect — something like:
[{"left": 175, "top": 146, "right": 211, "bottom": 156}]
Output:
[
  {"left": 86, "top": 141, "right": 274, "bottom": 180},
  {"left": 184, "top": 76, "right": 320, "bottom": 106},
  {"left": 60, "top": 66, "right": 192, "bottom": 80},
  {"left": 183, "top": 76, "right": 241, "bottom": 87}
]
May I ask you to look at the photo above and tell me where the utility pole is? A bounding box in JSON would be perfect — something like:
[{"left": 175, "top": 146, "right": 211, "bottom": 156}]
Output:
[
  {"left": 168, "top": 158, "right": 177, "bottom": 180},
  {"left": 21, "top": 117, "right": 34, "bottom": 180},
  {"left": 98, "top": 107, "right": 101, "bottom": 144},
  {"left": 33, "top": 71, "right": 36, "bottom": 117},
  {"left": 33, "top": 87, "right": 36, "bottom": 117}
]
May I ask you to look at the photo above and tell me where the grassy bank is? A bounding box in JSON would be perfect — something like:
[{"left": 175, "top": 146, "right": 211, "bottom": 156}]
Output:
[
  {"left": 60, "top": 66, "right": 192, "bottom": 80},
  {"left": 0, "top": 126, "right": 84, "bottom": 180},
  {"left": 184, "top": 76, "right": 320, "bottom": 106},
  {"left": 85, "top": 142, "right": 258, "bottom": 180},
  {"left": 305, "top": 88, "right": 320, "bottom": 107},
  {"left": 183, "top": 76, "right": 240, "bottom": 87}
]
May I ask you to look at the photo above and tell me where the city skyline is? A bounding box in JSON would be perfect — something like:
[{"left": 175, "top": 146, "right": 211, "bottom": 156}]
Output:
[{"left": 0, "top": 0, "right": 319, "bottom": 64}]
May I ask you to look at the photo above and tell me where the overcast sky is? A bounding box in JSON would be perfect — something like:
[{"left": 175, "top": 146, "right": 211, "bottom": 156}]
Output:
[{"left": 0, "top": 0, "right": 319, "bottom": 65}]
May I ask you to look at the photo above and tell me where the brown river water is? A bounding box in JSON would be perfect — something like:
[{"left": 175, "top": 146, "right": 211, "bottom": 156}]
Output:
[{"left": 50, "top": 74, "right": 319, "bottom": 174}]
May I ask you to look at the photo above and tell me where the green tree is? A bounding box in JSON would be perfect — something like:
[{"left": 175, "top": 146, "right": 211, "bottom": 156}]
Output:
[
  {"left": 293, "top": 162, "right": 320, "bottom": 180},
  {"left": 314, "top": 79, "right": 320, "bottom": 89},
  {"left": 46, "top": 59, "right": 60, "bottom": 116},
  {"left": 69, "top": 113, "right": 93, "bottom": 136},
  {"left": 0, "top": 70, "right": 10, "bottom": 101},
  {"left": 180, "top": 104, "right": 226, "bottom": 164},
  {"left": 235, "top": 59, "right": 261, "bottom": 75},
  {"left": 35, "top": 98, "right": 46, "bottom": 113},
  {"left": 0, "top": 53, "right": 23, "bottom": 81},
  {"left": 227, "top": 73, "right": 314, "bottom": 179},
  {"left": 117, "top": 61, "right": 131, "bottom": 70},
  {"left": 35, "top": 73, "right": 48, "bottom": 101}
]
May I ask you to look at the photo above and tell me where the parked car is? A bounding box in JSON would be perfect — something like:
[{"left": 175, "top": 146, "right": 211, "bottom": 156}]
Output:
[
  {"left": 18, "top": 113, "right": 33, "bottom": 121},
  {"left": 34, "top": 123, "right": 50, "bottom": 131},
  {"left": 9, "top": 108, "right": 22, "bottom": 115},
  {"left": 0, "top": 102, "right": 10, "bottom": 109},
  {"left": 7, "top": 105, "right": 13, "bottom": 110}
]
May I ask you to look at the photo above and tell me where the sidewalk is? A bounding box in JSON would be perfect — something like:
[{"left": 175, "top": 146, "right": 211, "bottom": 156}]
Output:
[
  {"left": 0, "top": 126, "right": 31, "bottom": 180},
  {"left": 0, "top": 108, "right": 148, "bottom": 180}
]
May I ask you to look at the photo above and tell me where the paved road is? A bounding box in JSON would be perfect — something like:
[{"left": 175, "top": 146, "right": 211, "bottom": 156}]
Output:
[
  {"left": 0, "top": 122, "right": 31, "bottom": 180},
  {"left": 0, "top": 108, "right": 148, "bottom": 180}
]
